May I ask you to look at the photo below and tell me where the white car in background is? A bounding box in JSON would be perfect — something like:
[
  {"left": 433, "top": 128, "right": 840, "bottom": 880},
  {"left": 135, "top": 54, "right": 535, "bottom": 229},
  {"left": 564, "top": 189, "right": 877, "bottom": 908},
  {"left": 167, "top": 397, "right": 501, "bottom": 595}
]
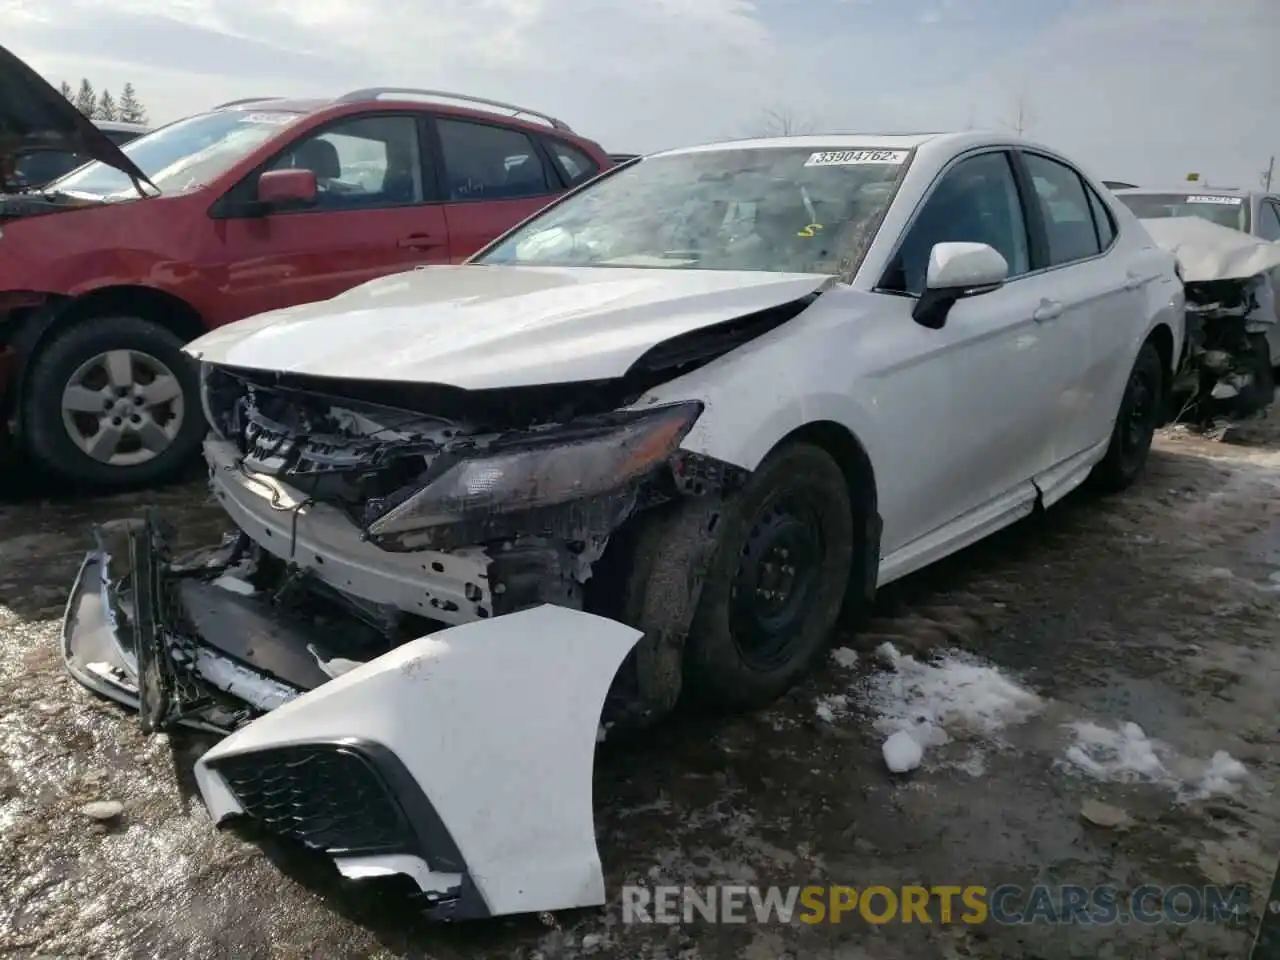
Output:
[
  {"left": 1114, "top": 186, "right": 1280, "bottom": 368},
  {"left": 65, "top": 131, "right": 1184, "bottom": 920}
]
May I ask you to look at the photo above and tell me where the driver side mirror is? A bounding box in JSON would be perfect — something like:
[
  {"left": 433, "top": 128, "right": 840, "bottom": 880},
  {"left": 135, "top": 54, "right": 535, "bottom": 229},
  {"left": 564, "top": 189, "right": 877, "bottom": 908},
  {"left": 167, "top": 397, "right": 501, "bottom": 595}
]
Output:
[
  {"left": 911, "top": 241, "right": 1009, "bottom": 330},
  {"left": 256, "top": 168, "right": 317, "bottom": 212}
]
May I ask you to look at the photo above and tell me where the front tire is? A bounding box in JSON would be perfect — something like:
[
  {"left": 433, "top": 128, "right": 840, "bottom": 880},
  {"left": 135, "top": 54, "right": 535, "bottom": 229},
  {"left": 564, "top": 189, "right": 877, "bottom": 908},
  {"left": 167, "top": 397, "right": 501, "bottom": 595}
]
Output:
[
  {"left": 683, "top": 442, "right": 855, "bottom": 710},
  {"left": 1091, "top": 340, "right": 1164, "bottom": 493},
  {"left": 22, "top": 316, "right": 206, "bottom": 490}
]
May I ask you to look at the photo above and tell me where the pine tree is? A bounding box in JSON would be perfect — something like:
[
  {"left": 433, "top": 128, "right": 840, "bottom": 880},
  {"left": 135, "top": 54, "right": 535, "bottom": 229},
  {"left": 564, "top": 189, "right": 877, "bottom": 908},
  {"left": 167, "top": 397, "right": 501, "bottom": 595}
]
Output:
[
  {"left": 74, "top": 79, "right": 96, "bottom": 118},
  {"left": 118, "top": 84, "right": 147, "bottom": 125},
  {"left": 59, "top": 81, "right": 73, "bottom": 101},
  {"left": 97, "top": 90, "right": 118, "bottom": 121}
]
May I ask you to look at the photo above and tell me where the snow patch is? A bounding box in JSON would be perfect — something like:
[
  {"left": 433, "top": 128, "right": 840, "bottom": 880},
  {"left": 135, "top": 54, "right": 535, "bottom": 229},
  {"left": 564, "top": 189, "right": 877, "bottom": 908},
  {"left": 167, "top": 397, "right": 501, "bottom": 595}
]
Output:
[
  {"left": 882, "top": 730, "right": 923, "bottom": 773},
  {"left": 830, "top": 647, "right": 860, "bottom": 669},
  {"left": 1061, "top": 720, "right": 1249, "bottom": 800},
  {"left": 1197, "top": 751, "right": 1249, "bottom": 798},
  {"left": 211, "top": 575, "right": 255, "bottom": 596},
  {"left": 814, "top": 694, "right": 849, "bottom": 723},
  {"left": 860, "top": 643, "right": 1042, "bottom": 770}
]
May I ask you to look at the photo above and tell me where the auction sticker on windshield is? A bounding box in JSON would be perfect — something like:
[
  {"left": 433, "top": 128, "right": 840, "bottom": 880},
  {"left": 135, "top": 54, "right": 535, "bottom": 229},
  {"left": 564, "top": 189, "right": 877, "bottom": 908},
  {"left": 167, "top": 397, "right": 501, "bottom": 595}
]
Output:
[
  {"left": 241, "top": 113, "right": 297, "bottom": 125},
  {"left": 805, "top": 150, "right": 909, "bottom": 167},
  {"left": 1186, "top": 195, "right": 1243, "bottom": 205}
]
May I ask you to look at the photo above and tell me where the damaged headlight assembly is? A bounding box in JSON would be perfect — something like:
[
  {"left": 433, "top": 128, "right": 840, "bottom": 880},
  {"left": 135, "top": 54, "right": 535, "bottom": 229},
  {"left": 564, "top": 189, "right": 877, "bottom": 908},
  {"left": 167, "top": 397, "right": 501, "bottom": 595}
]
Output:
[{"left": 363, "top": 401, "right": 703, "bottom": 548}]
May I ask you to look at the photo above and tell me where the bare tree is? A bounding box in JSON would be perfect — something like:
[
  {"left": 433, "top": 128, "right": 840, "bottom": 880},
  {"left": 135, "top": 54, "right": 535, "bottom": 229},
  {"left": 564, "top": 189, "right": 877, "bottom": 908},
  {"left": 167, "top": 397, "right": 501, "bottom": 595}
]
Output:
[
  {"left": 999, "top": 92, "right": 1035, "bottom": 136},
  {"left": 747, "top": 106, "right": 816, "bottom": 138}
]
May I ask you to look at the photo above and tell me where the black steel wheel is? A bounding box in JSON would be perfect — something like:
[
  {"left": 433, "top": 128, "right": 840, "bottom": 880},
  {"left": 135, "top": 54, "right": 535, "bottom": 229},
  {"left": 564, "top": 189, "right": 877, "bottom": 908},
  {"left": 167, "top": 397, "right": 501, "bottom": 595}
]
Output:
[
  {"left": 1092, "top": 340, "right": 1165, "bottom": 492},
  {"left": 683, "top": 442, "right": 855, "bottom": 709}
]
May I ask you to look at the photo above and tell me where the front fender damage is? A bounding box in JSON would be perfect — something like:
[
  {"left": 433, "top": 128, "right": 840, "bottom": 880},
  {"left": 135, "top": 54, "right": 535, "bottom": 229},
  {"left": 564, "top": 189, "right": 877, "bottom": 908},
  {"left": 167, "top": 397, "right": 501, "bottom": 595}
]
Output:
[
  {"left": 196, "top": 604, "right": 642, "bottom": 919},
  {"left": 59, "top": 292, "right": 801, "bottom": 920}
]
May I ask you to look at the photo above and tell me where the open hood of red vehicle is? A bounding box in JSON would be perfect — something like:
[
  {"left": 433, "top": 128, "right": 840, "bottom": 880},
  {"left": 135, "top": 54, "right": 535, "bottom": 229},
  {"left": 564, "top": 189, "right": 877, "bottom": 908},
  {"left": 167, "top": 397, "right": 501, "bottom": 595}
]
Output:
[{"left": 0, "top": 43, "right": 151, "bottom": 189}]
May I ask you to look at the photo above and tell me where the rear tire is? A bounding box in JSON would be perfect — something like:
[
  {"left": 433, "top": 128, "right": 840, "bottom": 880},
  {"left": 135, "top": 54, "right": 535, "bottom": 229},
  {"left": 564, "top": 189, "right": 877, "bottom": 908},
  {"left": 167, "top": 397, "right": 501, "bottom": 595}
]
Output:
[
  {"left": 1091, "top": 340, "right": 1164, "bottom": 493},
  {"left": 682, "top": 442, "right": 855, "bottom": 710},
  {"left": 22, "top": 316, "right": 206, "bottom": 490}
]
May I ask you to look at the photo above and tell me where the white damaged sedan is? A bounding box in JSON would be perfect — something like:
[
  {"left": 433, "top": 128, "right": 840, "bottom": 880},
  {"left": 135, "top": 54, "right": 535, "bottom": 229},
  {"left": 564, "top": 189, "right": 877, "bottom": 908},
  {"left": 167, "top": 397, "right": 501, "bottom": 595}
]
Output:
[{"left": 63, "top": 132, "right": 1184, "bottom": 919}]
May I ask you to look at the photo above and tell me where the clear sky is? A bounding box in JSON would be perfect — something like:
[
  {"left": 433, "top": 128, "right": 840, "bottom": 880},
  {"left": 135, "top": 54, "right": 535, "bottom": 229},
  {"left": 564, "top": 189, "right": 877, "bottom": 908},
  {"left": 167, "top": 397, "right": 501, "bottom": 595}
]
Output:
[{"left": 5, "top": 0, "right": 1277, "bottom": 188}]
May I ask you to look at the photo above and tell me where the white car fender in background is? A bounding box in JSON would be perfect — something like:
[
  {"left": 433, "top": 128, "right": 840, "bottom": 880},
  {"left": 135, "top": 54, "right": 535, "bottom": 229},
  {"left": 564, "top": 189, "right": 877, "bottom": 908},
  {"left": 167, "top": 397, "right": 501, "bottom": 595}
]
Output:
[{"left": 194, "top": 605, "right": 644, "bottom": 918}]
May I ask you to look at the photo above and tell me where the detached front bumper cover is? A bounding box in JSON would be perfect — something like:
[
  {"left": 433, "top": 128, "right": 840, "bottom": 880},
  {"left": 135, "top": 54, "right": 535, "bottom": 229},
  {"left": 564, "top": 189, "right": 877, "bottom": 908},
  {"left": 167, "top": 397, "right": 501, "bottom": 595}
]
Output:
[{"left": 63, "top": 514, "right": 644, "bottom": 919}]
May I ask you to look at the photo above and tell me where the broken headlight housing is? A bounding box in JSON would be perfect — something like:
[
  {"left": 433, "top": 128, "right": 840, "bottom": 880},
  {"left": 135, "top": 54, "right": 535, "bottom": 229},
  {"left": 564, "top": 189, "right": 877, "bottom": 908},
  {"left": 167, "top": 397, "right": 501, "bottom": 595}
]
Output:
[{"left": 364, "top": 401, "right": 702, "bottom": 544}]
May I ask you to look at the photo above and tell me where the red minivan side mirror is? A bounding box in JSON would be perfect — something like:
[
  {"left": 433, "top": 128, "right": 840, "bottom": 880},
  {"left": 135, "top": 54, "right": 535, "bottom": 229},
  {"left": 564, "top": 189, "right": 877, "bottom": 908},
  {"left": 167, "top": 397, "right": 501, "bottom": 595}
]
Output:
[{"left": 257, "top": 168, "right": 317, "bottom": 209}]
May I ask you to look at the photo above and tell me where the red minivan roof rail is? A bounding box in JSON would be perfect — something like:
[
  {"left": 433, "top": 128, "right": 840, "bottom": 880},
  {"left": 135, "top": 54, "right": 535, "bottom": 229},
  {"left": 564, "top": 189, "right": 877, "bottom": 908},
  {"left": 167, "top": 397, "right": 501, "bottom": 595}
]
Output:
[{"left": 335, "top": 87, "right": 574, "bottom": 132}]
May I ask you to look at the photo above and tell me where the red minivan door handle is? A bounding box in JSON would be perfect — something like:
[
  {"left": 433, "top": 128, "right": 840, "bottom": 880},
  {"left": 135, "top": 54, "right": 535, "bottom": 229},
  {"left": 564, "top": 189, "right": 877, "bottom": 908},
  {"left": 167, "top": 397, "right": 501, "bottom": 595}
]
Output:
[{"left": 398, "top": 233, "right": 444, "bottom": 249}]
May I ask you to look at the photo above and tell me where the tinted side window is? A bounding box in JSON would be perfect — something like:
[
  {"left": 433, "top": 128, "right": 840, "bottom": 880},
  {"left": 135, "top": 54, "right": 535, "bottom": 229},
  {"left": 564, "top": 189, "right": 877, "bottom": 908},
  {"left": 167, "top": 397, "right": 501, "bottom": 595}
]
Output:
[
  {"left": 436, "top": 119, "right": 551, "bottom": 201},
  {"left": 1086, "top": 184, "right": 1116, "bottom": 249},
  {"left": 1022, "top": 153, "right": 1102, "bottom": 266},
  {"left": 1258, "top": 201, "right": 1280, "bottom": 242},
  {"left": 886, "top": 151, "right": 1030, "bottom": 296},
  {"left": 546, "top": 139, "right": 599, "bottom": 187},
  {"left": 270, "top": 115, "right": 426, "bottom": 209}
]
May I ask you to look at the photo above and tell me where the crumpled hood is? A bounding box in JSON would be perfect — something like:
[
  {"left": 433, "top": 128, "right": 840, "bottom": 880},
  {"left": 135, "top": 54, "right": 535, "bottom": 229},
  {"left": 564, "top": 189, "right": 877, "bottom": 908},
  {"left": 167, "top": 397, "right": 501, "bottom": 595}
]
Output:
[
  {"left": 1140, "top": 216, "right": 1280, "bottom": 283},
  {"left": 0, "top": 42, "right": 150, "bottom": 188},
  {"left": 185, "top": 265, "right": 833, "bottom": 389}
]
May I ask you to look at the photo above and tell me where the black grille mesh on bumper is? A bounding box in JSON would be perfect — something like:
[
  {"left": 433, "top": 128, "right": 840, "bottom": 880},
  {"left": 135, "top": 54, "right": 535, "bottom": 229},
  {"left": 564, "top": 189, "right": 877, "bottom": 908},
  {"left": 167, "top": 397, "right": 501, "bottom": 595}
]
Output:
[{"left": 210, "top": 744, "right": 413, "bottom": 855}]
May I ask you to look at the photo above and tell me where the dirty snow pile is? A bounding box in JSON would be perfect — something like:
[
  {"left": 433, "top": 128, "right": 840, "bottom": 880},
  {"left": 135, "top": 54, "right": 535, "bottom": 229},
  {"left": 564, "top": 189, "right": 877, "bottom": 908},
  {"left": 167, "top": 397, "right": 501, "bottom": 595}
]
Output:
[
  {"left": 1061, "top": 720, "right": 1249, "bottom": 801},
  {"left": 857, "top": 642, "right": 1042, "bottom": 773},
  {"left": 814, "top": 648, "right": 860, "bottom": 722}
]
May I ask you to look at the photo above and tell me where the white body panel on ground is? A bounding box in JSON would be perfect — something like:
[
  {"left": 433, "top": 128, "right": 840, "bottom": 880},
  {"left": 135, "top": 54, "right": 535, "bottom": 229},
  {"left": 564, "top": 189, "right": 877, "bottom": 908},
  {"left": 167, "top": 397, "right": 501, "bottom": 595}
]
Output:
[{"left": 195, "top": 605, "right": 643, "bottom": 916}]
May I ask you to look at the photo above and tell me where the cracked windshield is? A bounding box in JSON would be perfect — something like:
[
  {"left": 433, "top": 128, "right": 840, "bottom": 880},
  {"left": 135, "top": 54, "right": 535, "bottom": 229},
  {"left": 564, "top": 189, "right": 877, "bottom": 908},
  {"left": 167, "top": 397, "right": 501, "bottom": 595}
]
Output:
[{"left": 479, "top": 148, "right": 906, "bottom": 274}]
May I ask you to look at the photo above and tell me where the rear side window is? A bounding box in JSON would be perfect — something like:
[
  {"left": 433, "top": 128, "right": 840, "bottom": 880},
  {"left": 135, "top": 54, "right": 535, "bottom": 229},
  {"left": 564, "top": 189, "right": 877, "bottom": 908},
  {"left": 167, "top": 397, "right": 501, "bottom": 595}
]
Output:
[
  {"left": 546, "top": 140, "right": 599, "bottom": 187},
  {"left": 1086, "top": 186, "right": 1116, "bottom": 249},
  {"left": 436, "top": 118, "right": 551, "bottom": 201},
  {"left": 1022, "top": 153, "right": 1102, "bottom": 266}
]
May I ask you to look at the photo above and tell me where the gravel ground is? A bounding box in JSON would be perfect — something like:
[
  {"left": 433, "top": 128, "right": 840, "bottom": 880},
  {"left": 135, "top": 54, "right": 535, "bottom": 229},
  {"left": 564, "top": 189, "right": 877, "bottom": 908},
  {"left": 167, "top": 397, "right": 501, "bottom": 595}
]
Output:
[{"left": 2, "top": 417, "right": 1279, "bottom": 960}]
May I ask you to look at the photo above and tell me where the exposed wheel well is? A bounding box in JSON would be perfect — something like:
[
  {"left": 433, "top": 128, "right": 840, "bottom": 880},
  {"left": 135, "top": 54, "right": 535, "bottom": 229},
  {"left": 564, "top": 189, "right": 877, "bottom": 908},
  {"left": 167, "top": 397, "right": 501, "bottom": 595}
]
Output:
[
  {"left": 49, "top": 286, "right": 207, "bottom": 346},
  {"left": 769, "top": 420, "right": 880, "bottom": 613},
  {"left": 8, "top": 286, "right": 207, "bottom": 426},
  {"left": 773, "top": 420, "right": 878, "bottom": 517},
  {"left": 1145, "top": 323, "right": 1174, "bottom": 424}
]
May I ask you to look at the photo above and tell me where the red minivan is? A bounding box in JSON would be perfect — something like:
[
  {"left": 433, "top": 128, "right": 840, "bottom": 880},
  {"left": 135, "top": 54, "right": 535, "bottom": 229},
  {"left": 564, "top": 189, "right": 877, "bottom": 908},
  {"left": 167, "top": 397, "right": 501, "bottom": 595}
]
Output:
[{"left": 0, "top": 45, "right": 613, "bottom": 488}]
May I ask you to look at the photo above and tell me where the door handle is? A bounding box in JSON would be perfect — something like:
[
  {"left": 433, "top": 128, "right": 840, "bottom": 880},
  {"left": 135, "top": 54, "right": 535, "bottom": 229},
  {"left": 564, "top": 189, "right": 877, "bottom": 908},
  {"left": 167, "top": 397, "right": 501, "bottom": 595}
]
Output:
[
  {"left": 1123, "top": 270, "right": 1144, "bottom": 291},
  {"left": 398, "top": 234, "right": 443, "bottom": 249},
  {"left": 1033, "top": 299, "right": 1063, "bottom": 323}
]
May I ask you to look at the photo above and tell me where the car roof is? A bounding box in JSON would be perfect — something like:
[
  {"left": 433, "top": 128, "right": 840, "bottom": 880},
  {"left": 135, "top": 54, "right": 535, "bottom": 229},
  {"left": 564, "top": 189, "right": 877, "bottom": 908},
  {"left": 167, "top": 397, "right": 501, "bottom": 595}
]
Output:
[
  {"left": 209, "top": 89, "right": 584, "bottom": 140},
  {"left": 650, "top": 130, "right": 1064, "bottom": 160},
  {"left": 1114, "top": 186, "right": 1260, "bottom": 199},
  {"left": 656, "top": 132, "right": 947, "bottom": 157}
]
